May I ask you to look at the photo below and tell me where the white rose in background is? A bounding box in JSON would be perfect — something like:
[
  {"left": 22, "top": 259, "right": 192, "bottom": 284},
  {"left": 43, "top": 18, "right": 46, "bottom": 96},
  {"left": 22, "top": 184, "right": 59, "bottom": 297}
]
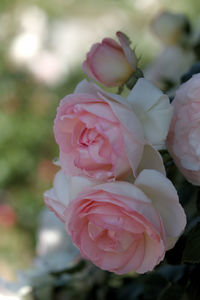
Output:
[
  {"left": 145, "top": 46, "right": 195, "bottom": 92},
  {"left": 126, "top": 78, "right": 173, "bottom": 149},
  {"left": 146, "top": 11, "right": 195, "bottom": 93},
  {"left": 151, "top": 11, "right": 191, "bottom": 46}
]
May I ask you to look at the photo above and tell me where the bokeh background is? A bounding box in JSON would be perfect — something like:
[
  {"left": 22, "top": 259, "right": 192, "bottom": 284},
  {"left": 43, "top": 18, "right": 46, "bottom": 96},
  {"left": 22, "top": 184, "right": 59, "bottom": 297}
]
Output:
[{"left": 0, "top": 0, "right": 200, "bottom": 281}]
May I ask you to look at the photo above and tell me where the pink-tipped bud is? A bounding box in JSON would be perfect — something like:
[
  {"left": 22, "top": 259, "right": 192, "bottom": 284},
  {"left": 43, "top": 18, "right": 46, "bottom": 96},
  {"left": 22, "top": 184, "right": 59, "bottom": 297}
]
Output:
[{"left": 83, "top": 31, "right": 137, "bottom": 87}]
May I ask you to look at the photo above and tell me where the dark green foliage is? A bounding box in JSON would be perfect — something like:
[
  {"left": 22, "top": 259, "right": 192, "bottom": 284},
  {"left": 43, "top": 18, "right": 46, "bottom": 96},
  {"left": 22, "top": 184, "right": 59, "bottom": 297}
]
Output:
[
  {"left": 158, "top": 284, "right": 187, "bottom": 300},
  {"left": 182, "top": 222, "right": 200, "bottom": 263},
  {"left": 181, "top": 62, "right": 200, "bottom": 83}
]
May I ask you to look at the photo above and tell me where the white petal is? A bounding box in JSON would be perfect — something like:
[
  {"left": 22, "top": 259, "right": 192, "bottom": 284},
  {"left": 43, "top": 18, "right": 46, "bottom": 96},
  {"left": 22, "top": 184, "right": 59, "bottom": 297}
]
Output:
[
  {"left": 44, "top": 170, "right": 70, "bottom": 222},
  {"left": 136, "top": 144, "right": 166, "bottom": 176},
  {"left": 44, "top": 171, "right": 99, "bottom": 222},
  {"left": 135, "top": 169, "right": 186, "bottom": 250},
  {"left": 69, "top": 176, "right": 99, "bottom": 199},
  {"left": 126, "top": 78, "right": 173, "bottom": 147},
  {"left": 53, "top": 170, "right": 71, "bottom": 206},
  {"left": 142, "top": 102, "right": 173, "bottom": 148},
  {"left": 126, "top": 78, "right": 162, "bottom": 111}
]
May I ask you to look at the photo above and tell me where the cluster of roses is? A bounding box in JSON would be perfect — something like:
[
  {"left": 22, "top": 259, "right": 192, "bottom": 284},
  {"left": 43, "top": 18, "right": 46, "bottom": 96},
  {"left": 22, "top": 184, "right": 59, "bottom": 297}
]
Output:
[{"left": 44, "top": 31, "right": 188, "bottom": 274}]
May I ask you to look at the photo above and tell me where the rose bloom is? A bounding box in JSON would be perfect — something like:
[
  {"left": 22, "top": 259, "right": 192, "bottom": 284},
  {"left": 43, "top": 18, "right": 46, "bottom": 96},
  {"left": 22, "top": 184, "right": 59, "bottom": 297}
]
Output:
[
  {"left": 44, "top": 169, "right": 186, "bottom": 274},
  {"left": 151, "top": 11, "right": 190, "bottom": 46},
  {"left": 83, "top": 31, "right": 137, "bottom": 87},
  {"left": 54, "top": 79, "right": 166, "bottom": 181},
  {"left": 167, "top": 74, "right": 200, "bottom": 185}
]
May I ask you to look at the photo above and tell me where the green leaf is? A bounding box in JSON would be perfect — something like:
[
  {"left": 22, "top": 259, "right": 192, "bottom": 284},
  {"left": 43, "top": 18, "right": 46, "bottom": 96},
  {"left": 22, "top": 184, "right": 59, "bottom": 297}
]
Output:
[
  {"left": 142, "top": 273, "right": 168, "bottom": 299},
  {"left": 182, "top": 222, "right": 200, "bottom": 263},
  {"left": 165, "top": 234, "right": 186, "bottom": 265},
  {"left": 181, "top": 62, "right": 200, "bottom": 83},
  {"left": 158, "top": 284, "right": 187, "bottom": 300},
  {"left": 187, "top": 265, "right": 200, "bottom": 300},
  {"left": 157, "top": 264, "right": 186, "bottom": 282},
  {"left": 50, "top": 260, "right": 86, "bottom": 276},
  {"left": 196, "top": 189, "right": 200, "bottom": 214}
]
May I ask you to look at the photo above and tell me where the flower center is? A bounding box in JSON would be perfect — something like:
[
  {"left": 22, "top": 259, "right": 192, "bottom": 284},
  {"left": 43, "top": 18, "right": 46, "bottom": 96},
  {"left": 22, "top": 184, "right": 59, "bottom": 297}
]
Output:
[
  {"left": 88, "top": 222, "right": 134, "bottom": 252},
  {"left": 79, "top": 128, "right": 100, "bottom": 146}
]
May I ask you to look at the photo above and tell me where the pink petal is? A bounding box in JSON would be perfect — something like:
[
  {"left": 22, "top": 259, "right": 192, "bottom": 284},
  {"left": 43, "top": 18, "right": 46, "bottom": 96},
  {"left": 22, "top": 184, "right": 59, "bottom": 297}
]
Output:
[
  {"left": 136, "top": 233, "right": 165, "bottom": 273},
  {"left": 116, "top": 31, "right": 137, "bottom": 70}
]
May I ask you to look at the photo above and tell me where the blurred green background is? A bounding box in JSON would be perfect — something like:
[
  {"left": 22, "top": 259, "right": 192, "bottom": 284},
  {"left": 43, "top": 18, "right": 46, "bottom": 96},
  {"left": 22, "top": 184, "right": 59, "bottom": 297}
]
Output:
[{"left": 0, "top": 0, "right": 199, "bottom": 280}]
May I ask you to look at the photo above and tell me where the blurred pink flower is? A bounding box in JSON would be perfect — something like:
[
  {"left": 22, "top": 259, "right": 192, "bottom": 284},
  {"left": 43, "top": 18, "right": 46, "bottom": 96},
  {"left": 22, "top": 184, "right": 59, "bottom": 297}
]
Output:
[
  {"left": 45, "top": 169, "right": 186, "bottom": 274},
  {"left": 54, "top": 80, "right": 164, "bottom": 181},
  {"left": 83, "top": 31, "right": 137, "bottom": 87},
  {"left": 0, "top": 204, "right": 16, "bottom": 227},
  {"left": 167, "top": 74, "right": 200, "bottom": 185}
]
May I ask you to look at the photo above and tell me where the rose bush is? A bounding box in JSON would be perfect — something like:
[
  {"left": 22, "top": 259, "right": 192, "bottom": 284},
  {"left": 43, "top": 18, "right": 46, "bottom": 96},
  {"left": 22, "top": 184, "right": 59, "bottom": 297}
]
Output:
[
  {"left": 83, "top": 31, "right": 137, "bottom": 87},
  {"left": 44, "top": 169, "right": 186, "bottom": 274},
  {"left": 167, "top": 74, "right": 200, "bottom": 185},
  {"left": 54, "top": 79, "right": 166, "bottom": 181},
  {"left": 44, "top": 29, "right": 189, "bottom": 278}
]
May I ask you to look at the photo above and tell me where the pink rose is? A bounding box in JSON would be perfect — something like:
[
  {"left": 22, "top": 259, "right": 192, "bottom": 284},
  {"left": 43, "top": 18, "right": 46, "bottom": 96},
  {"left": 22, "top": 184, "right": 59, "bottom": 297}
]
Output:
[
  {"left": 83, "top": 31, "right": 137, "bottom": 87},
  {"left": 54, "top": 80, "right": 165, "bottom": 180},
  {"left": 44, "top": 169, "right": 186, "bottom": 274},
  {"left": 167, "top": 74, "right": 200, "bottom": 185}
]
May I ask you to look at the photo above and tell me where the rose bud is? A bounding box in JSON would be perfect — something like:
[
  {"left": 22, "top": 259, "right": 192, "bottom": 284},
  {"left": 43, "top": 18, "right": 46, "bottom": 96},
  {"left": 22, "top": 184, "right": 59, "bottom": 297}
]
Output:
[
  {"left": 82, "top": 31, "right": 137, "bottom": 87},
  {"left": 167, "top": 73, "right": 200, "bottom": 185}
]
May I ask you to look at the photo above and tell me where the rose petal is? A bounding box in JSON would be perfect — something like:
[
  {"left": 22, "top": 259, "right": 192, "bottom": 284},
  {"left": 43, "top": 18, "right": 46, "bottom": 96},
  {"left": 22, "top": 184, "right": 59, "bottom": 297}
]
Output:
[{"left": 135, "top": 169, "right": 186, "bottom": 249}]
